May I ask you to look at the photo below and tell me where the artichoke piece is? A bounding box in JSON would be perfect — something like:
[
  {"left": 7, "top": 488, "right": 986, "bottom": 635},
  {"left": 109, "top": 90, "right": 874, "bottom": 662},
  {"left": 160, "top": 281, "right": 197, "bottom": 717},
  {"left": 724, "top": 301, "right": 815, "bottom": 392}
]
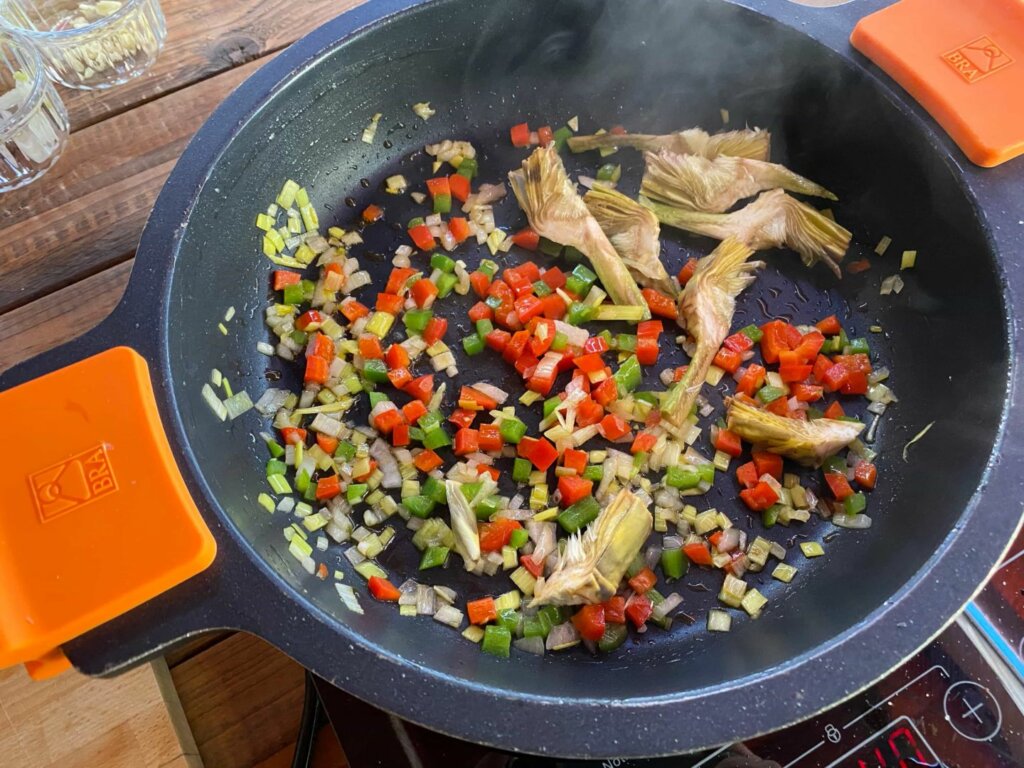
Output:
[
  {"left": 641, "top": 189, "right": 851, "bottom": 278},
  {"left": 446, "top": 479, "right": 480, "bottom": 563},
  {"left": 509, "top": 146, "right": 649, "bottom": 316},
  {"left": 583, "top": 185, "right": 675, "bottom": 296},
  {"left": 531, "top": 488, "right": 653, "bottom": 607},
  {"left": 641, "top": 150, "right": 836, "bottom": 213},
  {"left": 568, "top": 126, "right": 771, "bottom": 161},
  {"left": 726, "top": 398, "right": 865, "bottom": 467},
  {"left": 662, "top": 238, "right": 761, "bottom": 427}
]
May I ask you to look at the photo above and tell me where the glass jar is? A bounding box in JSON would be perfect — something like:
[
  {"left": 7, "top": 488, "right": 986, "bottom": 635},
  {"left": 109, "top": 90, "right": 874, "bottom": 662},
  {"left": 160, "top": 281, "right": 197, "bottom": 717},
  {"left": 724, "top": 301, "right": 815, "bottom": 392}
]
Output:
[
  {"left": 0, "top": 29, "right": 68, "bottom": 192},
  {"left": 0, "top": 0, "right": 166, "bottom": 90}
]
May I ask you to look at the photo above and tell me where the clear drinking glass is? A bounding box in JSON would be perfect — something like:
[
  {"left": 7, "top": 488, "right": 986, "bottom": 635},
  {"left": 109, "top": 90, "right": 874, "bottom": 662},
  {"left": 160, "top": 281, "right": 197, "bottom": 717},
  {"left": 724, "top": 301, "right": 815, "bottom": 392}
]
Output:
[
  {"left": 0, "top": 29, "right": 67, "bottom": 192},
  {"left": 0, "top": 0, "right": 166, "bottom": 90}
]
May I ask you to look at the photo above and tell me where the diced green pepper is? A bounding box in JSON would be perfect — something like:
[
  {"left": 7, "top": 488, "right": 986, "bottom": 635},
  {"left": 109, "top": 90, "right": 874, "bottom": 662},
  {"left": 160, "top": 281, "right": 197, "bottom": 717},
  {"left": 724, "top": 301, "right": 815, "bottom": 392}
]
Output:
[
  {"left": 509, "top": 528, "right": 530, "bottom": 549},
  {"left": 266, "top": 459, "right": 287, "bottom": 476},
  {"left": 457, "top": 157, "right": 478, "bottom": 179},
  {"left": 550, "top": 332, "right": 568, "bottom": 352},
  {"left": 844, "top": 337, "right": 870, "bottom": 355},
  {"left": 616, "top": 333, "right": 637, "bottom": 353},
  {"left": 403, "top": 309, "right": 433, "bottom": 334},
  {"left": 763, "top": 503, "right": 783, "bottom": 527},
  {"left": 433, "top": 193, "right": 452, "bottom": 214},
  {"left": 844, "top": 492, "right": 867, "bottom": 515},
  {"left": 481, "top": 625, "right": 512, "bottom": 658},
  {"left": 474, "top": 494, "right": 502, "bottom": 521},
  {"left": 367, "top": 391, "right": 389, "bottom": 408},
  {"left": 496, "top": 608, "right": 520, "bottom": 634},
  {"left": 404, "top": 495, "right": 436, "bottom": 518},
  {"left": 538, "top": 604, "right": 564, "bottom": 631},
  {"left": 543, "top": 396, "right": 562, "bottom": 419},
  {"left": 533, "top": 280, "right": 552, "bottom": 297},
  {"left": 523, "top": 614, "right": 547, "bottom": 638},
  {"left": 408, "top": 216, "right": 425, "bottom": 228},
  {"left": 289, "top": 330, "right": 308, "bottom": 346},
  {"left": 499, "top": 418, "right": 528, "bottom": 444},
  {"left": 666, "top": 465, "right": 701, "bottom": 489},
  {"left": 757, "top": 385, "right": 786, "bottom": 404},
  {"left": 552, "top": 126, "right": 573, "bottom": 152},
  {"left": 822, "top": 456, "right": 847, "bottom": 475},
  {"left": 266, "top": 438, "right": 285, "bottom": 458},
  {"left": 478, "top": 259, "right": 498, "bottom": 278},
  {"left": 485, "top": 294, "right": 503, "bottom": 310},
  {"left": 565, "top": 264, "right": 598, "bottom": 298},
  {"left": 597, "top": 623, "right": 628, "bottom": 652},
  {"left": 697, "top": 464, "right": 716, "bottom": 484},
  {"left": 422, "top": 426, "right": 451, "bottom": 450},
  {"left": 475, "top": 319, "right": 494, "bottom": 338},
  {"left": 419, "top": 545, "right": 449, "bottom": 569},
  {"left": 538, "top": 237, "right": 563, "bottom": 257},
  {"left": 583, "top": 464, "right": 603, "bottom": 481},
  {"left": 661, "top": 547, "right": 687, "bottom": 580},
  {"left": 422, "top": 476, "right": 447, "bottom": 503},
  {"left": 282, "top": 283, "right": 305, "bottom": 305},
  {"left": 347, "top": 483, "right": 367, "bottom": 503},
  {"left": 739, "top": 324, "right": 763, "bottom": 342},
  {"left": 335, "top": 441, "right": 356, "bottom": 460},
  {"left": 513, "top": 457, "right": 532, "bottom": 483},
  {"left": 614, "top": 355, "right": 642, "bottom": 395},
  {"left": 558, "top": 496, "right": 600, "bottom": 533},
  {"left": 596, "top": 163, "right": 621, "bottom": 182},
  {"left": 363, "top": 359, "right": 389, "bottom": 384},
  {"left": 430, "top": 252, "right": 456, "bottom": 273},
  {"left": 463, "top": 334, "right": 485, "bottom": 356},
  {"left": 567, "top": 301, "right": 595, "bottom": 326},
  {"left": 295, "top": 469, "right": 310, "bottom": 494},
  {"left": 436, "top": 272, "right": 458, "bottom": 298}
]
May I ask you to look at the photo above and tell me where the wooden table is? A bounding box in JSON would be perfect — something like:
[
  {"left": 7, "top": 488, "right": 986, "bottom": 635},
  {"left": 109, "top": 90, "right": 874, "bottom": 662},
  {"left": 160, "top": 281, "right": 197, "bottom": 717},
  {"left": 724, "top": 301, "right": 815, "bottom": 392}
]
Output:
[{"left": 0, "top": 1, "right": 363, "bottom": 765}]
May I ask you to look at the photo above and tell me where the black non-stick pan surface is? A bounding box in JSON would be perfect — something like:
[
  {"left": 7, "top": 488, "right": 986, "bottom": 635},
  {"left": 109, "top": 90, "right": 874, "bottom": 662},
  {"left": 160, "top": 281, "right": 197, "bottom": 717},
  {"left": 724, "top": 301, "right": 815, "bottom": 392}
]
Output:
[{"left": 4, "top": 0, "right": 1024, "bottom": 758}]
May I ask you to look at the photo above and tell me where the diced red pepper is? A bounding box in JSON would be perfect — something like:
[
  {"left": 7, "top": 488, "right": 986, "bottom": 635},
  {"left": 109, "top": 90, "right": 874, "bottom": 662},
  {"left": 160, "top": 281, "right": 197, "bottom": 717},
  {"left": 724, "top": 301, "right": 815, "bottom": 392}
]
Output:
[
  {"left": 426, "top": 176, "right": 451, "bottom": 199},
  {"left": 752, "top": 450, "right": 783, "bottom": 480},
  {"left": 485, "top": 329, "right": 511, "bottom": 352},
  {"left": 511, "top": 227, "right": 541, "bottom": 251},
  {"left": 574, "top": 352, "right": 605, "bottom": 374},
  {"left": 408, "top": 224, "right": 435, "bottom": 250},
  {"left": 449, "top": 408, "right": 476, "bottom": 429},
  {"left": 502, "top": 330, "right": 531, "bottom": 364},
  {"left": 816, "top": 315, "right": 842, "bottom": 335},
  {"left": 340, "top": 300, "right": 370, "bottom": 322},
  {"left": 295, "top": 309, "right": 324, "bottom": 332},
  {"left": 631, "top": 431, "right": 657, "bottom": 454},
  {"left": 791, "top": 382, "right": 824, "bottom": 402},
  {"left": 572, "top": 604, "right": 606, "bottom": 641},
  {"left": 403, "top": 374, "right": 434, "bottom": 403},
  {"left": 316, "top": 433, "right": 339, "bottom": 455},
  {"left": 315, "top": 474, "right": 342, "bottom": 501},
  {"left": 766, "top": 396, "right": 791, "bottom": 418},
  {"left": 592, "top": 377, "right": 618, "bottom": 407},
  {"left": 470, "top": 271, "right": 491, "bottom": 298},
  {"left": 391, "top": 422, "right": 410, "bottom": 447},
  {"left": 304, "top": 355, "right": 330, "bottom": 384},
  {"left": 779, "top": 364, "right": 813, "bottom": 383},
  {"left": 448, "top": 216, "right": 471, "bottom": 243},
  {"left": 840, "top": 371, "right": 868, "bottom": 395},
  {"left": 823, "top": 401, "right": 846, "bottom": 420},
  {"left": 737, "top": 364, "right": 767, "bottom": 397},
  {"left": 517, "top": 435, "right": 559, "bottom": 471},
  {"left": 821, "top": 363, "right": 851, "bottom": 392},
  {"left": 678, "top": 258, "right": 698, "bottom": 287},
  {"left": 308, "top": 333, "right": 334, "bottom": 361},
  {"left": 636, "top": 336, "right": 659, "bottom": 366},
  {"left": 760, "top": 319, "right": 796, "bottom": 364},
  {"left": 504, "top": 267, "right": 534, "bottom": 298},
  {"left": 510, "top": 122, "right": 531, "bottom": 147},
  {"left": 835, "top": 353, "right": 872, "bottom": 374},
  {"left": 713, "top": 347, "right": 743, "bottom": 374},
  {"left": 537, "top": 125, "right": 554, "bottom": 147},
  {"left": 723, "top": 331, "right": 755, "bottom": 353},
  {"left": 478, "top": 423, "right": 503, "bottom": 452},
  {"left": 279, "top": 427, "right": 307, "bottom": 446},
  {"left": 385, "top": 267, "right": 418, "bottom": 295},
  {"left": 375, "top": 292, "right": 404, "bottom": 315},
  {"left": 683, "top": 542, "right": 713, "bottom": 566},
  {"left": 812, "top": 354, "right": 833, "bottom": 383},
  {"left": 628, "top": 567, "right": 658, "bottom": 595},
  {"left": 583, "top": 335, "right": 610, "bottom": 355},
  {"left": 576, "top": 397, "right": 604, "bottom": 427},
  {"left": 362, "top": 204, "right": 383, "bottom": 223},
  {"left": 625, "top": 595, "right": 653, "bottom": 629},
  {"left": 467, "top": 597, "right": 498, "bottom": 625},
  {"left": 740, "top": 481, "right": 780, "bottom": 511},
  {"left": 541, "top": 266, "right": 566, "bottom": 291},
  {"left": 558, "top": 475, "right": 594, "bottom": 507},
  {"left": 273, "top": 270, "right": 302, "bottom": 291},
  {"left": 460, "top": 385, "right": 498, "bottom": 411},
  {"left": 562, "top": 448, "right": 587, "bottom": 475},
  {"left": 413, "top": 449, "right": 443, "bottom": 473},
  {"left": 792, "top": 331, "right": 826, "bottom": 363},
  {"left": 454, "top": 427, "right": 480, "bottom": 456},
  {"left": 519, "top": 554, "right": 543, "bottom": 578},
  {"left": 385, "top": 344, "right": 410, "bottom": 369},
  {"left": 479, "top": 518, "right": 522, "bottom": 552},
  {"left": 736, "top": 461, "right": 759, "bottom": 489},
  {"left": 541, "top": 294, "right": 567, "bottom": 320},
  {"left": 854, "top": 462, "right": 877, "bottom": 490},
  {"left": 387, "top": 366, "right": 412, "bottom": 389},
  {"left": 423, "top": 316, "right": 448, "bottom": 345},
  {"left": 373, "top": 406, "right": 404, "bottom": 435},
  {"left": 515, "top": 294, "right": 545, "bottom": 323},
  {"left": 468, "top": 302, "right": 493, "bottom": 322},
  {"left": 713, "top": 428, "right": 743, "bottom": 457},
  {"left": 824, "top": 471, "right": 854, "bottom": 501},
  {"left": 358, "top": 334, "right": 384, "bottom": 359},
  {"left": 603, "top": 596, "right": 626, "bottom": 624},
  {"left": 641, "top": 288, "right": 678, "bottom": 319},
  {"left": 448, "top": 174, "right": 470, "bottom": 203},
  {"left": 410, "top": 278, "right": 438, "bottom": 308},
  {"left": 599, "top": 414, "right": 631, "bottom": 440},
  {"left": 402, "top": 400, "right": 427, "bottom": 424},
  {"left": 368, "top": 576, "right": 401, "bottom": 601}
]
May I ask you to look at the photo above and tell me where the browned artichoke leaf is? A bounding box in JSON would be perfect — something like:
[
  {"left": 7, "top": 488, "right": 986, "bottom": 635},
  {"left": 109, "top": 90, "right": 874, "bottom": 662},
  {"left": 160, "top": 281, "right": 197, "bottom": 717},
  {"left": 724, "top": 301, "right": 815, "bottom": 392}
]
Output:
[
  {"left": 641, "top": 189, "right": 851, "bottom": 278},
  {"left": 726, "top": 398, "right": 865, "bottom": 467},
  {"left": 531, "top": 488, "right": 653, "bottom": 607},
  {"left": 640, "top": 150, "right": 836, "bottom": 213},
  {"left": 661, "top": 238, "right": 761, "bottom": 427},
  {"left": 567, "top": 127, "right": 771, "bottom": 161},
  {"left": 508, "top": 146, "right": 649, "bottom": 316},
  {"left": 583, "top": 185, "right": 675, "bottom": 296}
]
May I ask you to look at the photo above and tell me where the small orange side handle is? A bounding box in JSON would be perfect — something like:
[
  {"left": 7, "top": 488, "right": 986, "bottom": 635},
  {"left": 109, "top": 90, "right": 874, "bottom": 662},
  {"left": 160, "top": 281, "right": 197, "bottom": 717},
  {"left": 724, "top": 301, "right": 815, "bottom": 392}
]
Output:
[{"left": 0, "top": 347, "right": 216, "bottom": 678}]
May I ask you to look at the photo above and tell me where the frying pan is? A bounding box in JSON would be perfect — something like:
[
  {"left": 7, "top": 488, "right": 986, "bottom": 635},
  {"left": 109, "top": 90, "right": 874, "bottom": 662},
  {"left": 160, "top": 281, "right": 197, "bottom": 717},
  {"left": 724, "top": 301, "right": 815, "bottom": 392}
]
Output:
[{"left": 2, "top": 0, "right": 1023, "bottom": 758}]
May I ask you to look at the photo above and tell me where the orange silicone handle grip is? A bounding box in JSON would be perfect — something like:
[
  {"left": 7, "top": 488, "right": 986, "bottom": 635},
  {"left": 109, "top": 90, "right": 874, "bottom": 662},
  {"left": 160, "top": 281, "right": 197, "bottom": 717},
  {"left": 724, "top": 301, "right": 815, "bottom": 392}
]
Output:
[{"left": 0, "top": 347, "right": 215, "bottom": 678}]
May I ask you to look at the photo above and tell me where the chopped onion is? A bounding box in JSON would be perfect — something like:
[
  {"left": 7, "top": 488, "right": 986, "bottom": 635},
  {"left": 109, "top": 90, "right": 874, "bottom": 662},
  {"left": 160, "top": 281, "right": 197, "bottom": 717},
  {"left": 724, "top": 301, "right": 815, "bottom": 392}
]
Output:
[
  {"left": 880, "top": 274, "right": 904, "bottom": 296},
  {"left": 224, "top": 391, "right": 254, "bottom": 420},
  {"left": 644, "top": 545, "right": 663, "bottom": 569},
  {"left": 652, "top": 592, "right": 684, "bottom": 622},
  {"left": 545, "top": 621, "right": 580, "bottom": 651},
  {"left": 202, "top": 384, "right": 227, "bottom": 421},
  {"left": 370, "top": 439, "right": 402, "bottom": 488},
  {"left": 433, "top": 604, "right": 464, "bottom": 628},
  {"left": 554, "top": 320, "right": 588, "bottom": 348},
  {"left": 832, "top": 513, "right": 873, "bottom": 529},
  {"left": 336, "top": 583, "right": 364, "bottom": 614},
  {"left": 514, "top": 636, "right": 545, "bottom": 655},
  {"left": 416, "top": 584, "right": 437, "bottom": 615},
  {"left": 471, "top": 382, "right": 509, "bottom": 404}
]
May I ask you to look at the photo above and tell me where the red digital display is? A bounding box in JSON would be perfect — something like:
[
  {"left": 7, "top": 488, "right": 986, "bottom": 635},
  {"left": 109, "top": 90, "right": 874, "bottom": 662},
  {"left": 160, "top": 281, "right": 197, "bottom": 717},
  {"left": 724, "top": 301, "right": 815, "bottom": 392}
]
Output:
[{"left": 845, "top": 720, "right": 940, "bottom": 767}]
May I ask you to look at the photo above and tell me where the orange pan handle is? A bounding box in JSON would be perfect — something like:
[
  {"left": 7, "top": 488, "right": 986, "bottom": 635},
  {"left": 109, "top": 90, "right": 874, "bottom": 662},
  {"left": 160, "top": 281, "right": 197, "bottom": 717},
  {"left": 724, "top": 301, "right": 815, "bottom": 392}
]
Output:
[{"left": 0, "top": 330, "right": 215, "bottom": 679}]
